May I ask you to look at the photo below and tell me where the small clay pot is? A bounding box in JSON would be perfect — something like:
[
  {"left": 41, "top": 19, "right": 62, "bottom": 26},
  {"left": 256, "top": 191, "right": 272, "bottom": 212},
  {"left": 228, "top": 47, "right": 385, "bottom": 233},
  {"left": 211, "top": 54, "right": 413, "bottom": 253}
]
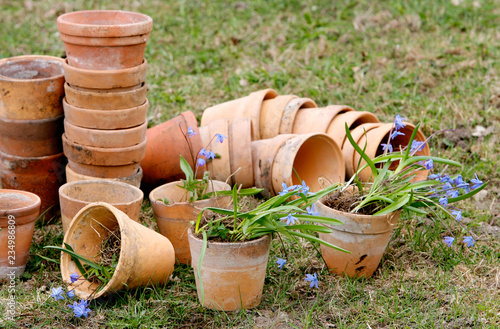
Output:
[
  {"left": 0, "top": 151, "right": 66, "bottom": 220},
  {"left": 64, "top": 120, "right": 147, "bottom": 148},
  {"left": 279, "top": 97, "right": 317, "bottom": 135},
  {"left": 67, "top": 159, "right": 141, "bottom": 178},
  {"left": 0, "top": 115, "right": 64, "bottom": 157},
  {"left": 65, "top": 164, "right": 143, "bottom": 188},
  {"left": 59, "top": 180, "right": 143, "bottom": 233},
  {"left": 57, "top": 10, "right": 153, "bottom": 70},
  {"left": 326, "top": 111, "right": 380, "bottom": 148},
  {"left": 292, "top": 105, "right": 354, "bottom": 134},
  {"left": 0, "top": 55, "right": 65, "bottom": 120},
  {"left": 63, "top": 98, "right": 148, "bottom": 130},
  {"left": 259, "top": 95, "right": 298, "bottom": 139},
  {"left": 62, "top": 58, "right": 147, "bottom": 89},
  {"left": 61, "top": 203, "right": 175, "bottom": 299},
  {"left": 64, "top": 82, "right": 147, "bottom": 110},
  {"left": 0, "top": 190, "right": 41, "bottom": 278}
]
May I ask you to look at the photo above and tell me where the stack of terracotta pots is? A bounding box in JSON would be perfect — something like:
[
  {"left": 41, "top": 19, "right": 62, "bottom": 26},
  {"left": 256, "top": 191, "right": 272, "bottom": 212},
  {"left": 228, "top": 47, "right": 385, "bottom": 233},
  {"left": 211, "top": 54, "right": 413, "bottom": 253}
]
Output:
[
  {"left": 0, "top": 55, "right": 67, "bottom": 219},
  {"left": 57, "top": 10, "right": 153, "bottom": 188}
]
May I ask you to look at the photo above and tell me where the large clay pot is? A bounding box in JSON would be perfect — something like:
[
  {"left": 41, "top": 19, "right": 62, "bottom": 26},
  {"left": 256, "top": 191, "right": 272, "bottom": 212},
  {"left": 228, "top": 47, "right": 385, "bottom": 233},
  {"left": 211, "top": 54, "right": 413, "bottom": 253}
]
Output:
[
  {"left": 150, "top": 180, "right": 231, "bottom": 264},
  {"left": 278, "top": 97, "right": 317, "bottom": 135},
  {"left": 342, "top": 123, "right": 382, "bottom": 178},
  {"left": 61, "top": 202, "right": 175, "bottom": 299},
  {"left": 0, "top": 151, "right": 66, "bottom": 219},
  {"left": 57, "top": 10, "right": 153, "bottom": 70},
  {"left": 63, "top": 98, "right": 148, "bottom": 130},
  {"left": 64, "top": 82, "right": 147, "bottom": 110},
  {"left": 59, "top": 180, "right": 143, "bottom": 234},
  {"left": 62, "top": 59, "right": 147, "bottom": 89},
  {"left": 188, "top": 229, "right": 271, "bottom": 311},
  {"left": 0, "top": 190, "right": 41, "bottom": 278},
  {"left": 65, "top": 164, "right": 142, "bottom": 188},
  {"left": 315, "top": 199, "right": 400, "bottom": 278},
  {"left": 64, "top": 120, "right": 147, "bottom": 148},
  {"left": 0, "top": 55, "right": 65, "bottom": 120},
  {"left": 67, "top": 159, "right": 140, "bottom": 179},
  {"left": 201, "top": 89, "right": 278, "bottom": 140},
  {"left": 259, "top": 95, "right": 298, "bottom": 139},
  {"left": 0, "top": 115, "right": 64, "bottom": 157},
  {"left": 292, "top": 105, "right": 354, "bottom": 134},
  {"left": 326, "top": 111, "right": 380, "bottom": 148},
  {"left": 141, "top": 111, "right": 204, "bottom": 190}
]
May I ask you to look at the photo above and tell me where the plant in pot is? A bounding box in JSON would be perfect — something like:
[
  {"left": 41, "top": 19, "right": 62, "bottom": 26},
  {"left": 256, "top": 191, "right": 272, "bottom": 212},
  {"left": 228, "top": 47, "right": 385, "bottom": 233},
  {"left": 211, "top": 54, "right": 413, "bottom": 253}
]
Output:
[{"left": 315, "top": 115, "right": 488, "bottom": 278}]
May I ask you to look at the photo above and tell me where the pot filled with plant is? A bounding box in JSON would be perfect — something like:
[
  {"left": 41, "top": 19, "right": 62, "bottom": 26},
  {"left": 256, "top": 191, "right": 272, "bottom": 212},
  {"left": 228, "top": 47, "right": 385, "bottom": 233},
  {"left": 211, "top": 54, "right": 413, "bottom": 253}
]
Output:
[{"left": 315, "top": 115, "right": 488, "bottom": 278}]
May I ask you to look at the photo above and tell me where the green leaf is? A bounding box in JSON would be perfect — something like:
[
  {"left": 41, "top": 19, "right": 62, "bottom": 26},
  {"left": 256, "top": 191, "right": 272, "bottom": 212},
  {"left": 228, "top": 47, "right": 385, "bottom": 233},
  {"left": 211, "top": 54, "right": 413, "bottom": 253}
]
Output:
[
  {"left": 179, "top": 155, "right": 194, "bottom": 182},
  {"left": 373, "top": 194, "right": 410, "bottom": 215},
  {"left": 287, "top": 230, "right": 351, "bottom": 253},
  {"left": 345, "top": 123, "right": 378, "bottom": 178},
  {"left": 285, "top": 224, "right": 333, "bottom": 233}
]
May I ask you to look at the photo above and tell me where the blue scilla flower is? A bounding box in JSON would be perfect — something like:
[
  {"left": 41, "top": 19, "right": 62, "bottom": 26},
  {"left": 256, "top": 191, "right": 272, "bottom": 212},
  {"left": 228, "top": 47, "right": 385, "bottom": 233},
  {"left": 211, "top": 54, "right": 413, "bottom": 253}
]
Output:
[
  {"left": 463, "top": 236, "right": 475, "bottom": 247},
  {"left": 51, "top": 287, "right": 65, "bottom": 301},
  {"left": 215, "top": 133, "right": 227, "bottom": 143},
  {"left": 280, "top": 213, "right": 298, "bottom": 225},
  {"left": 276, "top": 257, "right": 287, "bottom": 271},
  {"left": 410, "top": 140, "right": 426, "bottom": 153},
  {"left": 305, "top": 272, "right": 319, "bottom": 289},
  {"left": 451, "top": 209, "right": 462, "bottom": 221},
  {"left": 470, "top": 173, "right": 483, "bottom": 190},
  {"left": 381, "top": 143, "right": 393, "bottom": 153},
  {"left": 187, "top": 127, "right": 197, "bottom": 137},
  {"left": 394, "top": 114, "right": 406, "bottom": 131},
  {"left": 443, "top": 236, "right": 455, "bottom": 247}
]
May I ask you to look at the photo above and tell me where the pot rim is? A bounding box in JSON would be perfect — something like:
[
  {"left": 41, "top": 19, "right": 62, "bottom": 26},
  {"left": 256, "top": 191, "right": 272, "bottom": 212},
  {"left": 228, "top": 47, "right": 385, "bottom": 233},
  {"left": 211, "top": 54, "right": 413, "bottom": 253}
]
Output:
[
  {"left": 64, "top": 81, "right": 146, "bottom": 95},
  {"left": 0, "top": 150, "right": 65, "bottom": 162},
  {"left": 65, "top": 164, "right": 143, "bottom": 185},
  {"left": 0, "top": 114, "right": 64, "bottom": 125},
  {"left": 0, "top": 55, "right": 65, "bottom": 83},
  {"left": 0, "top": 189, "right": 41, "bottom": 220},
  {"left": 59, "top": 180, "right": 143, "bottom": 207},
  {"left": 64, "top": 119, "right": 147, "bottom": 135},
  {"left": 62, "top": 133, "right": 146, "bottom": 153},
  {"left": 187, "top": 227, "right": 271, "bottom": 248}
]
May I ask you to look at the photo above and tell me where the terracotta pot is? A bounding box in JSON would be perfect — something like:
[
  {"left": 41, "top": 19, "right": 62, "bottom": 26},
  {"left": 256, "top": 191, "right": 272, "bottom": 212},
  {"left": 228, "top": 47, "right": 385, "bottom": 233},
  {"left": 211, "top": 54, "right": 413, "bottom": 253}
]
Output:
[
  {"left": 0, "top": 190, "right": 41, "bottom": 278},
  {"left": 279, "top": 97, "right": 317, "bottom": 135},
  {"left": 342, "top": 123, "right": 382, "bottom": 178},
  {"left": 64, "top": 82, "right": 147, "bottom": 110},
  {"left": 61, "top": 202, "right": 175, "bottom": 299},
  {"left": 63, "top": 98, "right": 148, "bottom": 130},
  {"left": 0, "top": 55, "right": 65, "bottom": 120},
  {"left": 292, "top": 105, "right": 354, "bottom": 134},
  {"left": 150, "top": 180, "right": 231, "bottom": 264},
  {"left": 59, "top": 180, "right": 143, "bottom": 234},
  {"left": 64, "top": 120, "right": 147, "bottom": 148},
  {"left": 315, "top": 199, "right": 400, "bottom": 278},
  {"left": 353, "top": 122, "right": 430, "bottom": 181},
  {"left": 67, "top": 159, "right": 140, "bottom": 179},
  {"left": 62, "top": 58, "right": 147, "bottom": 89},
  {"left": 259, "top": 95, "right": 297, "bottom": 139},
  {"left": 200, "top": 119, "right": 230, "bottom": 183},
  {"left": 0, "top": 151, "right": 66, "bottom": 219},
  {"left": 188, "top": 229, "right": 271, "bottom": 311},
  {"left": 0, "top": 115, "right": 64, "bottom": 157},
  {"left": 141, "top": 111, "right": 204, "bottom": 190},
  {"left": 326, "top": 111, "right": 380, "bottom": 148},
  {"left": 65, "top": 164, "right": 142, "bottom": 188},
  {"left": 57, "top": 10, "right": 153, "bottom": 70},
  {"left": 62, "top": 134, "right": 147, "bottom": 166},
  {"left": 201, "top": 89, "right": 278, "bottom": 140}
]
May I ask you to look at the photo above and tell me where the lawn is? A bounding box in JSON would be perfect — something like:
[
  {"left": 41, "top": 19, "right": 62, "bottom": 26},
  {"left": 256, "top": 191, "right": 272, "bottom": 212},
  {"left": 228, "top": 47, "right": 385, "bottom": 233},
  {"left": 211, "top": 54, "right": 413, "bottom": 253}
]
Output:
[{"left": 0, "top": 0, "right": 499, "bottom": 328}]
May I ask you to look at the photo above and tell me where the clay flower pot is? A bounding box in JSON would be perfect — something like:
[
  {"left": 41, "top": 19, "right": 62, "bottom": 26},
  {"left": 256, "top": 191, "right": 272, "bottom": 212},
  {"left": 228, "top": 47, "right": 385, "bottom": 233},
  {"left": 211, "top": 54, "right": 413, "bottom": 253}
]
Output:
[
  {"left": 292, "top": 105, "right": 354, "bottom": 134},
  {"left": 63, "top": 98, "right": 148, "bottom": 130},
  {"left": 59, "top": 180, "right": 143, "bottom": 234},
  {"left": 0, "top": 151, "right": 66, "bottom": 219},
  {"left": 0, "top": 115, "right": 64, "bottom": 157},
  {"left": 0, "top": 190, "right": 41, "bottom": 278},
  {"left": 62, "top": 59, "right": 147, "bottom": 89},
  {"left": 201, "top": 89, "right": 278, "bottom": 140},
  {"left": 259, "top": 95, "right": 298, "bottom": 139},
  {"left": 150, "top": 180, "right": 231, "bottom": 264},
  {"left": 141, "top": 111, "right": 204, "bottom": 190},
  {"left": 57, "top": 10, "right": 153, "bottom": 70},
  {"left": 188, "top": 229, "right": 271, "bottom": 311},
  {"left": 326, "top": 111, "right": 380, "bottom": 148},
  {"left": 0, "top": 55, "right": 65, "bottom": 120},
  {"left": 64, "top": 120, "right": 147, "bottom": 148},
  {"left": 278, "top": 97, "right": 317, "bottom": 135},
  {"left": 67, "top": 159, "right": 140, "bottom": 179},
  {"left": 64, "top": 82, "right": 147, "bottom": 110},
  {"left": 251, "top": 133, "right": 345, "bottom": 197},
  {"left": 65, "top": 164, "right": 143, "bottom": 188},
  {"left": 342, "top": 123, "right": 382, "bottom": 178},
  {"left": 315, "top": 199, "right": 401, "bottom": 278},
  {"left": 61, "top": 202, "right": 175, "bottom": 299}
]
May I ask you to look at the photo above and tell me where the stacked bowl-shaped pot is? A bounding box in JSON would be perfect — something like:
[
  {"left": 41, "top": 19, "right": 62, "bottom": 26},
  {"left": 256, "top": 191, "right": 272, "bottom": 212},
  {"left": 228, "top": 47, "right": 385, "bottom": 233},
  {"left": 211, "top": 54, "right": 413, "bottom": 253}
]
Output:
[
  {"left": 0, "top": 55, "right": 67, "bottom": 219},
  {"left": 57, "top": 10, "right": 153, "bottom": 188}
]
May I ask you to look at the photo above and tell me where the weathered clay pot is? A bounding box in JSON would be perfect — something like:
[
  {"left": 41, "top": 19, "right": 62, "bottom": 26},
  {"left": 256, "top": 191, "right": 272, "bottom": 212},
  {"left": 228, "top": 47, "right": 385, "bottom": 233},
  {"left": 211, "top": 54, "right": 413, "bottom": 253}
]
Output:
[
  {"left": 342, "top": 123, "right": 382, "bottom": 178},
  {"left": 292, "top": 105, "right": 354, "bottom": 134},
  {"left": 64, "top": 82, "right": 147, "bottom": 110},
  {"left": 201, "top": 89, "right": 278, "bottom": 140},
  {"left": 62, "top": 58, "right": 147, "bottom": 89},
  {"left": 150, "top": 180, "right": 231, "bottom": 264},
  {"left": 278, "top": 97, "right": 317, "bottom": 135},
  {"left": 0, "top": 190, "right": 41, "bottom": 278},
  {"left": 67, "top": 159, "right": 141, "bottom": 179},
  {"left": 316, "top": 199, "right": 400, "bottom": 278},
  {"left": 0, "top": 151, "right": 66, "bottom": 219},
  {"left": 326, "top": 111, "right": 380, "bottom": 148},
  {"left": 0, "top": 55, "right": 65, "bottom": 120},
  {"left": 141, "top": 111, "right": 204, "bottom": 190},
  {"left": 61, "top": 202, "right": 175, "bottom": 299},
  {"left": 59, "top": 180, "right": 143, "bottom": 234},
  {"left": 63, "top": 98, "right": 148, "bottom": 130},
  {"left": 65, "top": 164, "right": 142, "bottom": 188},
  {"left": 64, "top": 120, "right": 147, "bottom": 148},
  {"left": 0, "top": 115, "right": 64, "bottom": 157},
  {"left": 259, "top": 95, "right": 298, "bottom": 139},
  {"left": 188, "top": 229, "right": 271, "bottom": 311},
  {"left": 57, "top": 10, "right": 153, "bottom": 70}
]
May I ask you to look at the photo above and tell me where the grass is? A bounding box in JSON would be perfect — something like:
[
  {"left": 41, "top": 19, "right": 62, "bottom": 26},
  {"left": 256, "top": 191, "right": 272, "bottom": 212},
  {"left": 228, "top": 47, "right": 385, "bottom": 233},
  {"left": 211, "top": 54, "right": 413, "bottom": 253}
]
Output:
[{"left": 1, "top": 0, "right": 499, "bottom": 327}]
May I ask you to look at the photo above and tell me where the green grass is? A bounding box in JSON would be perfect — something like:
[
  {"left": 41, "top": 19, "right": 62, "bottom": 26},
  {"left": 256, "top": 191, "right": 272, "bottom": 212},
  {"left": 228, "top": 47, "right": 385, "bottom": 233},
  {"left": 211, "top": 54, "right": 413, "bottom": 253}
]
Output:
[{"left": 1, "top": 0, "right": 499, "bottom": 327}]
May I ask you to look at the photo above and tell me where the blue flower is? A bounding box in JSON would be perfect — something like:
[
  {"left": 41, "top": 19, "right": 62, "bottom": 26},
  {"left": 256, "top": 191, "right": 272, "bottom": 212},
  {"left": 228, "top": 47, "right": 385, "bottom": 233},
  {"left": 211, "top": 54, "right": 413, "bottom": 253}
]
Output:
[
  {"left": 381, "top": 143, "right": 393, "bottom": 153},
  {"left": 424, "top": 159, "right": 433, "bottom": 170},
  {"left": 442, "top": 182, "right": 453, "bottom": 191},
  {"left": 68, "top": 299, "right": 91, "bottom": 318},
  {"left": 199, "top": 148, "right": 209, "bottom": 158},
  {"left": 394, "top": 115, "right": 406, "bottom": 131},
  {"left": 470, "top": 173, "right": 483, "bottom": 190},
  {"left": 440, "top": 175, "right": 452, "bottom": 183},
  {"left": 439, "top": 196, "right": 448, "bottom": 207},
  {"left": 454, "top": 175, "right": 465, "bottom": 186},
  {"left": 451, "top": 210, "right": 462, "bottom": 221},
  {"left": 428, "top": 173, "right": 441, "bottom": 180},
  {"left": 390, "top": 130, "right": 405, "bottom": 140},
  {"left": 279, "top": 182, "right": 291, "bottom": 196},
  {"left": 51, "top": 287, "right": 65, "bottom": 301},
  {"left": 410, "top": 140, "right": 426, "bottom": 153},
  {"left": 443, "top": 236, "right": 455, "bottom": 247},
  {"left": 463, "top": 236, "right": 475, "bottom": 247},
  {"left": 196, "top": 158, "right": 206, "bottom": 167},
  {"left": 276, "top": 257, "right": 287, "bottom": 271},
  {"left": 305, "top": 272, "right": 319, "bottom": 289},
  {"left": 446, "top": 189, "right": 459, "bottom": 198},
  {"left": 187, "top": 127, "right": 197, "bottom": 137},
  {"left": 281, "top": 213, "right": 298, "bottom": 225},
  {"left": 206, "top": 150, "right": 216, "bottom": 160},
  {"left": 70, "top": 272, "right": 79, "bottom": 284},
  {"left": 67, "top": 290, "right": 75, "bottom": 299},
  {"left": 298, "top": 180, "right": 310, "bottom": 195},
  {"left": 306, "top": 204, "right": 320, "bottom": 216},
  {"left": 215, "top": 133, "right": 227, "bottom": 143}
]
